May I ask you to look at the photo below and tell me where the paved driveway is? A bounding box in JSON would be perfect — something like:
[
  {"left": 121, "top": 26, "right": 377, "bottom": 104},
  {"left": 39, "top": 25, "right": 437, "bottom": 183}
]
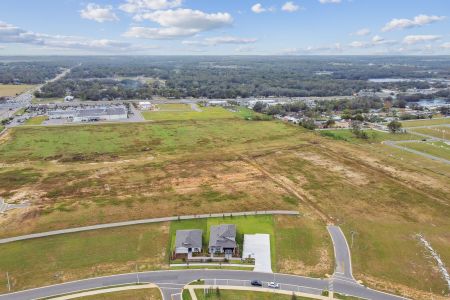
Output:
[{"left": 242, "top": 234, "right": 272, "bottom": 273}]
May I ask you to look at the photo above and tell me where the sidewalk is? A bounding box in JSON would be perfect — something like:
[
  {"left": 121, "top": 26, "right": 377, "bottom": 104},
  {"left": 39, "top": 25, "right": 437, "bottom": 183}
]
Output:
[{"left": 187, "top": 285, "right": 330, "bottom": 300}]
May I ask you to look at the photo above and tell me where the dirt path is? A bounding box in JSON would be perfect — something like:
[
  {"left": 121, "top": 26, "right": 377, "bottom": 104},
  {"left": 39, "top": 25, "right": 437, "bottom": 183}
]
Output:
[{"left": 240, "top": 155, "right": 331, "bottom": 223}]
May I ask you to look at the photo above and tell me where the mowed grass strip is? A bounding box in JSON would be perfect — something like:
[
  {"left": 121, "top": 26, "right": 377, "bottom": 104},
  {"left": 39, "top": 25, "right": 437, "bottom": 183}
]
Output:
[
  {"left": 0, "top": 119, "right": 299, "bottom": 162},
  {"left": 0, "top": 223, "right": 169, "bottom": 293},
  {"left": 194, "top": 289, "right": 314, "bottom": 300},
  {"left": 0, "top": 84, "right": 35, "bottom": 97},
  {"left": 74, "top": 288, "right": 162, "bottom": 300},
  {"left": 398, "top": 141, "right": 450, "bottom": 161},
  {"left": 400, "top": 118, "right": 450, "bottom": 128}
]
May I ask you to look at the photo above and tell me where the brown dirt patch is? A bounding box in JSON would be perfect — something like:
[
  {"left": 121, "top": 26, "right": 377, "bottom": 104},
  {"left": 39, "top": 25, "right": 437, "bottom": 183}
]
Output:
[
  {"left": 297, "top": 152, "right": 369, "bottom": 185},
  {"left": 278, "top": 248, "right": 331, "bottom": 277}
]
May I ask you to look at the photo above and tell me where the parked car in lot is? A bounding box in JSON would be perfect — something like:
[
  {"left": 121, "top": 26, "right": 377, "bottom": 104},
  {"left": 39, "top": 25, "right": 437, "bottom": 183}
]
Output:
[
  {"left": 268, "top": 282, "right": 280, "bottom": 289},
  {"left": 251, "top": 280, "right": 263, "bottom": 287}
]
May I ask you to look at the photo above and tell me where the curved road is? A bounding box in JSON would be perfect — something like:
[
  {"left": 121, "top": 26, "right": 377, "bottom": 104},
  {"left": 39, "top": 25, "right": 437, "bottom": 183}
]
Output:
[{"left": 0, "top": 269, "right": 406, "bottom": 300}]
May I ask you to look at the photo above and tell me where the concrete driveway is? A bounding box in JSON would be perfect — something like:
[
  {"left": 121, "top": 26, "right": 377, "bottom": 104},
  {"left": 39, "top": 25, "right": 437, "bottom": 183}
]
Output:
[{"left": 243, "top": 234, "right": 272, "bottom": 273}]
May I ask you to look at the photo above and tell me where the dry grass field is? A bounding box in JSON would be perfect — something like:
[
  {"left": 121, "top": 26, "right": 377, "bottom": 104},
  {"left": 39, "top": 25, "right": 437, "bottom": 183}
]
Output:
[
  {"left": 0, "top": 111, "right": 449, "bottom": 299},
  {"left": 0, "top": 84, "right": 35, "bottom": 97}
]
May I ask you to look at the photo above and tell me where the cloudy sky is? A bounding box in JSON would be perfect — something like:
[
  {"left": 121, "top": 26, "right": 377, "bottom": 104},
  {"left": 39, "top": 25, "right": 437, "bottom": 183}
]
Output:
[{"left": 0, "top": 0, "right": 449, "bottom": 55}]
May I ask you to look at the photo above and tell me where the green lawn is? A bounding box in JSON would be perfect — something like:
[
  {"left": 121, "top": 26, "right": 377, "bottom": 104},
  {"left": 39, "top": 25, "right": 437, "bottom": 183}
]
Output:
[
  {"left": 24, "top": 116, "right": 48, "bottom": 125},
  {"left": 74, "top": 288, "right": 162, "bottom": 299},
  {"left": 0, "top": 223, "right": 169, "bottom": 293},
  {"left": 409, "top": 126, "right": 450, "bottom": 140},
  {"left": 0, "top": 119, "right": 299, "bottom": 162},
  {"left": 319, "top": 129, "right": 421, "bottom": 143},
  {"left": 398, "top": 141, "right": 450, "bottom": 160},
  {"left": 193, "top": 289, "right": 313, "bottom": 300},
  {"left": 400, "top": 118, "right": 450, "bottom": 128},
  {"left": 157, "top": 103, "right": 191, "bottom": 111}
]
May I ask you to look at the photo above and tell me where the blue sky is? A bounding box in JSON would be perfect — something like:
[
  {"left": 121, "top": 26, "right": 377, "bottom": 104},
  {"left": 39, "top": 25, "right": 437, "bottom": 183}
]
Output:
[{"left": 0, "top": 0, "right": 449, "bottom": 55}]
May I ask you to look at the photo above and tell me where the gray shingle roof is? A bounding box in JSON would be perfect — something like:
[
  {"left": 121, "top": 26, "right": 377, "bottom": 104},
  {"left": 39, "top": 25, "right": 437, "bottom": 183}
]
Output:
[
  {"left": 175, "top": 230, "right": 203, "bottom": 249},
  {"left": 209, "top": 224, "right": 236, "bottom": 249}
]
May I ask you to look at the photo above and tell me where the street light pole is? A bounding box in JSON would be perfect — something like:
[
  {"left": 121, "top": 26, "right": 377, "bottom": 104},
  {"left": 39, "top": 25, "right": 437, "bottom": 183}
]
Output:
[
  {"left": 350, "top": 231, "right": 357, "bottom": 249},
  {"left": 135, "top": 263, "right": 140, "bottom": 284},
  {"left": 6, "top": 272, "right": 11, "bottom": 292}
]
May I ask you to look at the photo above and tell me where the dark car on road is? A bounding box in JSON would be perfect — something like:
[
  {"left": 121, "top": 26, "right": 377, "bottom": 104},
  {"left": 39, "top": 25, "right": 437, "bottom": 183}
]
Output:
[{"left": 251, "top": 280, "right": 263, "bottom": 287}]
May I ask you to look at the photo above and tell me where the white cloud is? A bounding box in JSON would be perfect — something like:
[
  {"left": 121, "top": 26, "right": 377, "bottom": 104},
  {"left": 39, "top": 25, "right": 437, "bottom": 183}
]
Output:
[
  {"left": 0, "top": 21, "right": 152, "bottom": 53},
  {"left": 319, "top": 0, "right": 341, "bottom": 4},
  {"left": 441, "top": 42, "right": 450, "bottom": 49},
  {"left": 119, "top": 0, "right": 182, "bottom": 13},
  {"left": 251, "top": 3, "right": 275, "bottom": 13},
  {"left": 349, "top": 41, "right": 369, "bottom": 48},
  {"left": 80, "top": 3, "right": 119, "bottom": 23},
  {"left": 282, "top": 2, "right": 300, "bottom": 12},
  {"left": 382, "top": 14, "right": 446, "bottom": 32},
  {"left": 352, "top": 28, "right": 371, "bottom": 36},
  {"left": 403, "top": 35, "right": 441, "bottom": 45},
  {"left": 183, "top": 36, "right": 257, "bottom": 46},
  {"left": 235, "top": 45, "right": 255, "bottom": 53},
  {"left": 124, "top": 9, "right": 233, "bottom": 39}
]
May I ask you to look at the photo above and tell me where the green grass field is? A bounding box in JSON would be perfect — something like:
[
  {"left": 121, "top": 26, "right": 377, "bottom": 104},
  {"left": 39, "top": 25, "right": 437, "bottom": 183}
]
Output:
[
  {"left": 0, "top": 84, "right": 35, "bottom": 97},
  {"left": 31, "top": 97, "right": 64, "bottom": 104},
  {"left": 24, "top": 116, "right": 48, "bottom": 125},
  {"left": 0, "top": 119, "right": 298, "bottom": 162},
  {"left": 0, "top": 223, "right": 169, "bottom": 293},
  {"left": 75, "top": 288, "right": 162, "bottom": 299},
  {"left": 142, "top": 107, "right": 237, "bottom": 121},
  {"left": 193, "top": 289, "right": 313, "bottom": 300},
  {"left": 398, "top": 141, "right": 450, "bottom": 160},
  {"left": 157, "top": 103, "right": 191, "bottom": 111},
  {"left": 409, "top": 126, "right": 450, "bottom": 140},
  {"left": 400, "top": 118, "right": 450, "bottom": 128},
  {"left": 319, "top": 129, "right": 421, "bottom": 143}
]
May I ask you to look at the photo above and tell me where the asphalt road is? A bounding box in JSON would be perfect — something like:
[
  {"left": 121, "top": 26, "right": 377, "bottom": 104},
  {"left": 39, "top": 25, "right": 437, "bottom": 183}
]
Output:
[
  {"left": 327, "top": 225, "right": 355, "bottom": 282},
  {"left": 0, "top": 211, "right": 299, "bottom": 244},
  {"left": 383, "top": 140, "right": 450, "bottom": 165},
  {"left": 0, "top": 269, "right": 407, "bottom": 300}
]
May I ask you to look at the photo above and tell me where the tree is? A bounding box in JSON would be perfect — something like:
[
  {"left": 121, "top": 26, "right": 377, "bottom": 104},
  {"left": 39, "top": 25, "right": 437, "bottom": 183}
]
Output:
[
  {"left": 300, "top": 118, "right": 316, "bottom": 130},
  {"left": 387, "top": 120, "right": 402, "bottom": 134},
  {"left": 440, "top": 106, "right": 449, "bottom": 116},
  {"left": 351, "top": 121, "right": 368, "bottom": 139},
  {"left": 252, "top": 101, "right": 266, "bottom": 113},
  {"left": 324, "top": 119, "right": 335, "bottom": 128}
]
